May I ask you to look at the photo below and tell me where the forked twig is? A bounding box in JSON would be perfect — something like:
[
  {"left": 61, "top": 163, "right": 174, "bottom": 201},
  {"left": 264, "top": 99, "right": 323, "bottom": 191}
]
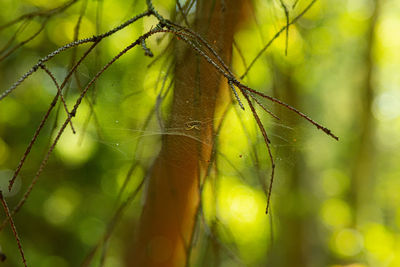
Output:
[
  {"left": 228, "top": 79, "right": 245, "bottom": 110},
  {"left": 241, "top": 0, "right": 318, "bottom": 79},
  {"left": 1, "top": 4, "right": 335, "bottom": 253},
  {"left": 85, "top": 76, "right": 174, "bottom": 264},
  {"left": 153, "top": 23, "right": 337, "bottom": 214},
  {"left": 176, "top": 0, "right": 190, "bottom": 27},
  {"left": 248, "top": 92, "right": 280, "bottom": 120},
  {"left": 7, "top": 42, "right": 99, "bottom": 193},
  {"left": 161, "top": 27, "right": 337, "bottom": 141},
  {"left": 2, "top": 29, "right": 163, "bottom": 231},
  {"left": 237, "top": 83, "right": 339, "bottom": 140},
  {"left": 241, "top": 90, "right": 275, "bottom": 213},
  {"left": 0, "top": 10, "right": 151, "bottom": 101},
  {"left": 39, "top": 64, "right": 76, "bottom": 134}
]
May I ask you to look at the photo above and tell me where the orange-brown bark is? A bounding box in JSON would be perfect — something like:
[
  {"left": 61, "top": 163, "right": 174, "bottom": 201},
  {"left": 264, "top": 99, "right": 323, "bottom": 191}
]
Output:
[{"left": 128, "top": 1, "right": 249, "bottom": 266}]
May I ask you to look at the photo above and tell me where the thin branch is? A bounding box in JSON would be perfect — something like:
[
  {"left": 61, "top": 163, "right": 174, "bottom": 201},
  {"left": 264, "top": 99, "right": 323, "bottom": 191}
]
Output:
[
  {"left": 165, "top": 30, "right": 230, "bottom": 79},
  {"left": 167, "top": 21, "right": 232, "bottom": 74},
  {"left": 82, "top": 177, "right": 146, "bottom": 266},
  {"left": 146, "top": 38, "right": 174, "bottom": 68},
  {"left": 228, "top": 79, "right": 245, "bottom": 110},
  {"left": 0, "top": 20, "right": 30, "bottom": 55},
  {"left": 73, "top": 65, "right": 104, "bottom": 141},
  {"left": 248, "top": 93, "right": 280, "bottom": 120},
  {"left": 278, "top": 0, "right": 290, "bottom": 56},
  {"left": 91, "top": 0, "right": 102, "bottom": 104},
  {"left": 73, "top": 0, "right": 89, "bottom": 41},
  {"left": 233, "top": 39, "right": 247, "bottom": 70},
  {"left": 0, "top": 38, "right": 93, "bottom": 101},
  {"left": 198, "top": 210, "right": 246, "bottom": 266},
  {"left": 240, "top": 90, "right": 275, "bottom": 214},
  {"left": 2, "top": 29, "right": 163, "bottom": 230},
  {"left": 0, "top": 192, "right": 28, "bottom": 267},
  {"left": 161, "top": 28, "right": 337, "bottom": 141},
  {"left": 237, "top": 83, "right": 339, "bottom": 140},
  {"left": 176, "top": 0, "right": 190, "bottom": 27},
  {"left": 0, "top": 10, "right": 151, "bottom": 101},
  {"left": 1, "top": 2, "right": 335, "bottom": 239},
  {"left": 0, "top": 19, "right": 48, "bottom": 63},
  {"left": 0, "top": 0, "right": 78, "bottom": 31},
  {"left": 141, "top": 39, "right": 154, "bottom": 57},
  {"left": 116, "top": 80, "right": 173, "bottom": 205},
  {"left": 146, "top": 0, "right": 168, "bottom": 24},
  {"left": 240, "top": 0, "right": 318, "bottom": 79},
  {"left": 7, "top": 42, "right": 99, "bottom": 193},
  {"left": 39, "top": 64, "right": 76, "bottom": 134},
  {"left": 233, "top": 107, "right": 269, "bottom": 194}
]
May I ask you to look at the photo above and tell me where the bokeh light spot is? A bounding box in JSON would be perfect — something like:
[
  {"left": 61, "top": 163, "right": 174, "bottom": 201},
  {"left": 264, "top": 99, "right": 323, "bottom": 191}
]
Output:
[
  {"left": 212, "top": 176, "right": 270, "bottom": 264},
  {"left": 332, "top": 228, "right": 364, "bottom": 257},
  {"left": 320, "top": 169, "right": 350, "bottom": 196},
  {"left": 55, "top": 126, "right": 97, "bottom": 167},
  {"left": 363, "top": 223, "right": 395, "bottom": 261},
  {"left": 0, "top": 169, "right": 21, "bottom": 197},
  {"left": 78, "top": 217, "right": 105, "bottom": 246},
  {"left": 320, "top": 198, "right": 352, "bottom": 228},
  {"left": 43, "top": 187, "right": 80, "bottom": 225},
  {"left": 373, "top": 90, "right": 400, "bottom": 121}
]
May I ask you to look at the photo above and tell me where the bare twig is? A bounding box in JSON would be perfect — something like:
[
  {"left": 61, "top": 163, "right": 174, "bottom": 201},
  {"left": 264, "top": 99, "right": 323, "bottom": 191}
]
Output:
[
  {"left": 249, "top": 93, "right": 280, "bottom": 120},
  {"left": 233, "top": 39, "right": 247, "bottom": 70},
  {"left": 237, "top": 83, "right": 339, "bottom": 140},
  {"left": 0, "top": 192, "right": 28, "bottom": 267},
  {"left": 278, "top": 0, "right": 290, "bottom": 56},
  {"left": 2, "top": 29, "right": 163, "bottom": 230},
  {"left": 0, "top": 19, "right": 48, "bottom": 62},
  {"left": 161, "top": 28, "right": 337, "bottom": 140},
  {"left": 1, "top": 2, "right": 335, "bottom": 245},
  {"left": 0, "top": 0, "right": 78, "bottom": 31},
  {"left": 0, "top": 10, "right": 151, "bottom": 101},
  {"left": 39, "top": 64, "right": 76, "bottom": 134},
  {"left": 241, "top": 0, "right": 318, "bottom": 79},
  {"left": 240, "top": 90, "right": 275, "bottom": 214},
  {"left": 82, "top": 177, "right": 146, "bottom": 266},
  {"left": 0, "top": 20, "right": 29, "bottom": 55},
  {"left": 228, "top": 79, "right": 245, "bottom": 110},
  {"left": 7, "top": 42, "right": 99, "bottom": 193},
  {"left": 153, "top": 21, "right": 336, "bottom": 217},
  {"left": 176, "top": 0, "right": 191, "bottom": 27},
  {"left": 141, "top": 39, "right": 154, "bottom": 57}
]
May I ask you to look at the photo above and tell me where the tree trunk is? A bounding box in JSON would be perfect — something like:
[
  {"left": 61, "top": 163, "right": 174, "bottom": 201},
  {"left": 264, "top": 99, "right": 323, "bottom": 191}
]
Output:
[
  {"left": 128, "top": 1, "right": 249, "bottom": 266},
  {"left": 350, "top": 0, "right": 380, "bottom": 225},
  {"left": 269, "top": 65, "right": 310, "bottom": 267}
]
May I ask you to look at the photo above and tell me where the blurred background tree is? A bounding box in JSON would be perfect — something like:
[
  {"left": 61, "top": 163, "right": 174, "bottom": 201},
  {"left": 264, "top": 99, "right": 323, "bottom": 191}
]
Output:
[{"left": 0, "top": 0, "right": 400, "bottom": 267}]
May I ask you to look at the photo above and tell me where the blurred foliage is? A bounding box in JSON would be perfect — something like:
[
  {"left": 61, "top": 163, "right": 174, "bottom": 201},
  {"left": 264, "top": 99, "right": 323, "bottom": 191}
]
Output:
[{"left": 0, "top": 0, "right": 400, "bottom": 266}]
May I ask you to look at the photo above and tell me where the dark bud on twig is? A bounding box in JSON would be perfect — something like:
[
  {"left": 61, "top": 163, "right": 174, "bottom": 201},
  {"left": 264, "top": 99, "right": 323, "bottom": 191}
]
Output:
[
  {"left": 141, "top": 39, "right": 154, "bottom": 57},
  {"left": 0, "top": 246, "right": 5, "bottom": 262},
  {"left": 228, "top": 79, "right": 245, "bottom": 110}
]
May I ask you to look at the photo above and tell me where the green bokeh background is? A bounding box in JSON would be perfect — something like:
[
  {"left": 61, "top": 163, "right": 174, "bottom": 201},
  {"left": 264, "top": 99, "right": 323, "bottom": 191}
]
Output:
[{"left": 0, "top": 0, "right": 399, "bottom": 266}]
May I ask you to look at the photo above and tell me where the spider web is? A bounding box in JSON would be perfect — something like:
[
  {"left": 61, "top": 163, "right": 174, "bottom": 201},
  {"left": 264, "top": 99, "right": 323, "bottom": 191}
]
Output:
[{"left": 0, "top": 0, "right": 333, "bottom": 266}]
